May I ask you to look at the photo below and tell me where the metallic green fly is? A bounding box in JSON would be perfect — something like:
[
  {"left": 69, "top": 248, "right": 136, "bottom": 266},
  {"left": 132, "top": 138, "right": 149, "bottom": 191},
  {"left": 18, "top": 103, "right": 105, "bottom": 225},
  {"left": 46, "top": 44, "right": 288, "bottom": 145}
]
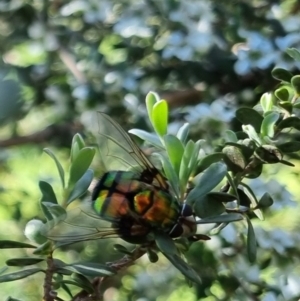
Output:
[{"left": 46, "top": 112, "right": 197, "bottom": 245}]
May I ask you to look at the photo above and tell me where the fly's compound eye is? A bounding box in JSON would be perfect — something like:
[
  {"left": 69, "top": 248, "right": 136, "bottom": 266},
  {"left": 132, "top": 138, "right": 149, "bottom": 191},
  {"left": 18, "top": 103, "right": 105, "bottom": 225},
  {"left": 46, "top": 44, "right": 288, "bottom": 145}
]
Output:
[
  {"left": 169, "top": 223, "right": 183, "bottom": 238},
  {"left": 181, "top": 204, "right": 193, "bottom": 217}
]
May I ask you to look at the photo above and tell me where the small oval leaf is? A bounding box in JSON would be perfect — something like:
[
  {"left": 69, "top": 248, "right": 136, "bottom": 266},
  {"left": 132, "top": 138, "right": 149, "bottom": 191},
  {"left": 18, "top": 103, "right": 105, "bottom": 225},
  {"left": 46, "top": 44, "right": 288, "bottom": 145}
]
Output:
[
  {"left": 291, "top": 75, "right": 300, "bottom": 95},
  {"left": 0, "top": 268, "right": 44, "bottom": 283},
  {"left": 187, "top": 162, "right": 227, "bottom": 206},
  {"left": 43, "top": 148, "right": 65, "bottom": 188},
  {"left": 152, "top": 100, "right": 168, "bottom": 137},
  {"left": 67, "top": 169, "right": 94, "bottom": 204},
  {"left": 246, "top": 218, "right": 257, "bottom": 263},
  {"left": 236, "top": 108, "right": 263, "bottom": 132},
  {"left": 271, "top": 67, "right": 293, "bottom": 82},
  {"left": 68, "top": 147, "right": 96, "bottom": 187},
  {"left": 0, "top": 241, "right": 36, "bottom": 249},
  {"left": 260, "top": 112, "right": 280, "bottom": 138},
  {"left": 6, "top": 257, "right": 45, "bottom": 267}
]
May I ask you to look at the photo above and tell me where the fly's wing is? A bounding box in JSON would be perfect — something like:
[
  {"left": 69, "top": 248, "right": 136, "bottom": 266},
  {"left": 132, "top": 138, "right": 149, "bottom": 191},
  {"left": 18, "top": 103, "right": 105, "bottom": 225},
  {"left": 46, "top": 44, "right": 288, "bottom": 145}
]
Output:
[
  {"left": 96, "top": 112, "right": 168, "bottom": 190},
  {"left": 43, "top": 202, "right": 120, "bottom": 247}
]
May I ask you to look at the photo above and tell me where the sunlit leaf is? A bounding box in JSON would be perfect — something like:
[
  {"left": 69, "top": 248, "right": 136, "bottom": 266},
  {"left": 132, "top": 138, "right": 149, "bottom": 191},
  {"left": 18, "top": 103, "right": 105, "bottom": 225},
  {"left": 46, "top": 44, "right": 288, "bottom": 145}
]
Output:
[
  {"left": 152, "top": 100, "right": 168, "bottom": 137},
  {"left": 260, "top": 112, "right": 280, "bottom": 138},
  {"left": 146, "top": 91, "right": 159, "bottom": 123},
  {"left": 274, "top": 87, "right": 290, "bottom": 102}
]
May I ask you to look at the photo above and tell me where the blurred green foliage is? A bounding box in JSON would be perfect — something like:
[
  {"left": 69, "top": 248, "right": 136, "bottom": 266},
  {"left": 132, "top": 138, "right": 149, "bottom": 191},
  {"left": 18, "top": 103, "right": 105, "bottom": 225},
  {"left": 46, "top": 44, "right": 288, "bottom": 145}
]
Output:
[{"left": 1, "top": 1, "right": 300, "bottom": 301}]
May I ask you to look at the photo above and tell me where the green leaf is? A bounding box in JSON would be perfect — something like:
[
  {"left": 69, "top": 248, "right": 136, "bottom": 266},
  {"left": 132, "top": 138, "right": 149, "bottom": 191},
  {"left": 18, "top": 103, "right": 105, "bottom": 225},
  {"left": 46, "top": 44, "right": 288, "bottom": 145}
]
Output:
[
  {"left": 164, "top": 135, "right": 184, "bottom": 175},
  {"left": 32, "top": 241, "right": 53, "bottom": 255},
  {"left": 277, "top": 141, "right": 300, "bottom": 153},
  {"left": 274, "top": 87, "right": 290, "bottom": 101},
  {"left": 154, "top": 231, "right": 178, "bottom": 256},
  {"left": 41, "top": 202, "right": 67, "bottom": 221},
  {"left": 222, "top": 145, "right": 246, "bottom": 173},
  {"left": 43, "top": 148, "right": 65, "bottom": 188},
  {"left": 257, "top": 193, "right": 274, "bottom": 208},
  {"left": 240, "top": 183, "right": 264, "bottom": 220},
  {"left": 196, "top": 153, "right": 225, "bottom": 174},
  {"left": 179, "top": 140, "right": 195, "bottom": 193},
  {"left": 128, "top": 129, "right": 163, "bottom": 149},
  {"left": 236, "top": 108, "right": 263, "bottom": 132},
  {"left": 163, "top": 253, "right": 201, "bottom": 284},
  {"left": 176, "top": 123, "right": 190, "bottom": 144},
  {"left": 194, "top": 195, "right": 225, "bottom": 218},
  {"left": 71, "top": 134, "right": 86, "bottom": 162},
  {"left": 260, "top": 112, "right": 280, "bottom": 138},
  {"left": 271, "top": 67, "right": 293, "bottom": 82},
  {"left": 67, "top": 169, "right": 94, "bottom": 204},
  {"left": 66, "top": 263, "right": 115, "bottom": 277},
  {"left": 206, "top": 192, "right": 237, "bottom": 203},
  {"left": 277, "top": 116, "right": 300, "bottom": 131},
  {"left": 186, "top": 162, "right": 227, "bottom": 206},
  {"left": 6, "top": 258, "right": 45, "bottom": 267},
  {"left": 6, "top": 297, "right": 22, "bottom": 301},
  {"left": 39, "top": 181, "right": 58, "bottom": 220},
  {"left": 156, "top": 153, "right": 180, "bottom": 198},
  {"left": 147, "top": 249, "right": 159, "bottom": 263},
  {"left": 113, "top": 244, "right": 132, "bottom": 255},
  {"left": 246, "top": 218, "right": 257, "bottom": 263},
  {"left": 0, "top": 241, "right": 36, "bottom": 249},
  {"left": 196, "top": 213, "right": 244, "bottom": 224},
  {"left": 0, "top": 268, "right": 44, "bottom": 283},
  {"left": 291, "top": 75, "right": 300, "bottom": 95},
  {"left": 68, "top": 147, "right": 96, "bottom": 187},
  {"left": 152, "top": 100, "right": 168, "bottom": 137},
  {"left": 286, "top": 48, "right": 300, "bottom": 62},
  {"left": 224, "top": 130, "right": 238, "bottom": 143},
  {"left": 146, "top": 91, "right": 159, "bottom": 123},
  {"left": 71, "top": 273, "right": 94, "bottom": 293},
  {"left": 260, "top": 93, "right": 274, "bottom": 113}
]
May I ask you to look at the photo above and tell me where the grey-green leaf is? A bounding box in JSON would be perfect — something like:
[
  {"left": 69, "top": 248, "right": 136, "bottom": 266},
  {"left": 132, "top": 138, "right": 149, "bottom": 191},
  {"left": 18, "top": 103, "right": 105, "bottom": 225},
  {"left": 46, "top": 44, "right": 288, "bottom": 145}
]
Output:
[
  {"left": 128, "top": 129, "right": 163, "bottom": 149},
  {"left": 66, "top": 263, "right": 115, "bottom": 277},
  {"left": 67, "top": 169, "right": 94, "bottom": 204},
  {"left": 68, "top": 147, "right": 96, "bottom": 187},
  {"left": 163, "top": 253, "right": 201, "bottom": 284},
  {"left": 277, "top": 141, "right": 300, "bottom": 153},
  {"left": 186, "top": 162, "right": 227, "bottom": 206},
  {"left": 197, "top": 213, "right": 244, "bottom": 224},
  {"left": 246, "top": 218, "right": 257, "bottom": 263},
  {"left": 43, "top": 148, "right": 65, "bottom": 188},
  {"left": 6, "top": 258, "right": 45, "bottom": 267},
  {"left": 39, "top": 181, "right": 58, "bottom": 220},
  {"left": 271, "top": 67, "right": 293, "bottom": 82},
  {"left": 0, "top": 268, "right": 44, "bottom": 283},
  {"left": 154, "top": 232, "right": 178, "bottom": 256},
  {"left": 194, "top": 195, "right": 225, "bottom": 218},
  {"left": 0, "top": 241, "right": 36, "bottom": 249},
  {"left": 277, "top": 116, "right": 300, "bottom": 131}
]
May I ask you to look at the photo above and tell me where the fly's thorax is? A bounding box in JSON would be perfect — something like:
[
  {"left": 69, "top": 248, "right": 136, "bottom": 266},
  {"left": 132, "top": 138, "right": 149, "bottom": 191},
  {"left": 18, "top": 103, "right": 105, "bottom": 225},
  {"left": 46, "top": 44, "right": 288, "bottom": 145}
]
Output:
[{"left": 133, "top": 187, "right": 180, "bottom": 230}]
